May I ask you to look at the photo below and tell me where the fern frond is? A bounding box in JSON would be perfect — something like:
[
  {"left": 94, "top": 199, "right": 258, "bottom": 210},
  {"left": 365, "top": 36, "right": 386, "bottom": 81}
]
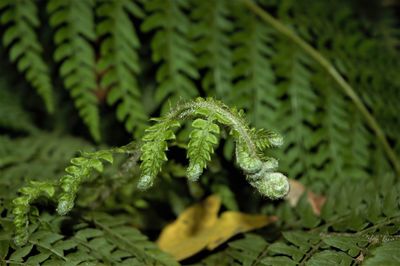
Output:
[
  {"left": 243, "top": 0, "right": 400, "bottom": 176},
  {"left": 225, "top": 175, "right": 400, "bottom": 265},
  {"left": 141, "top": 0, "right": 199, "bottom": 108},
  {"left": 138, "top": 119, "right": 181, "bottom": 189},
  {"left": 371, "top": 144, "right": 393, "bottom": 177},
  {"left": 364, "top": 240, "right": 400, "bottom": 266},
  {"left": 309, "top": 73, "right": 350, "bottom": 188},
  {"left": 12, "top": 181, "right": 56, "bottom": 245},
  {"left": 0, "top": 0, "right": 54, "bottom": 112},
  {"left": 0, "top": 133, "right": 92, "bottom": 208},
  {"left": 250, "top": 128, "right": 283, "bottom": 151},
  {"left": 343, "top": 108, "right": 371, "bottom": 179},
  {"left": 97, "top": 0, "right": 147, "bottom": 135},
  {"left": 0, "top": 87, "right": 36, "bottom": 133},
  {"left": 186, "top": 117, "right": 220, "bottom": 181},
  {"left": 10, "top": 144, "right": 132, "bottom": 244},
  {"left": 57, "top": 148, "right": 126, "bottom": 216},
  {"left": 87, "top": 212, "right": 178, "bottom": 265},
  {"left": 47, "top": 0, "right": 100, "bottom": 141},
  {"left": 231, "top": 8, "right": 277, "bottom": 127},
  {"left": 226, "top": 234, "right": 268, "bottom": 265},
  {"left": 4, "top": 212, "right": 178, "bottom": 265},
  {"left": 272, "top": 41, "right": 316, "bottom": 181},
  {"left": 191, "top": 0, "right": 233, "bottom": 98}
]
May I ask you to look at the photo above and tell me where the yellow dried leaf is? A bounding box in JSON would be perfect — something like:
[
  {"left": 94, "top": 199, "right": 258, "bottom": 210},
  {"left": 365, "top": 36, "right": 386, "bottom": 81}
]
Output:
[
  {"left": 206, "top": 211, "right": 277, "bottom": 250},
  {"left": 157, "top": 195, "right": 276, "bottom": 261},
  {"left": 307, "top": 191, "right": 326, "bottom": 216}
]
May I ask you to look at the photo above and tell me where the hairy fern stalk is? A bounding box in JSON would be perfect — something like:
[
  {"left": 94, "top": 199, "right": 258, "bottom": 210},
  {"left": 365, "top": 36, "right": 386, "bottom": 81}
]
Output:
[{"left": 1, "top": 0, "right": 400, "bottom": 264}]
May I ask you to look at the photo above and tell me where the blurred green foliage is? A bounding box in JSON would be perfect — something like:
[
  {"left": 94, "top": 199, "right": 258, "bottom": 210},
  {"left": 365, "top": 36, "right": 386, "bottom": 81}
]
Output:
[{"left": 0, "top": 0, "right": 399, "bottom": 264}]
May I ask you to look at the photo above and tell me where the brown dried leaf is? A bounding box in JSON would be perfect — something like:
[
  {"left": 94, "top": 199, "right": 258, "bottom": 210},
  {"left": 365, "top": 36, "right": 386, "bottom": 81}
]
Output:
[{"left": 286, "top": 179, "right": 326, "bottom": 215}]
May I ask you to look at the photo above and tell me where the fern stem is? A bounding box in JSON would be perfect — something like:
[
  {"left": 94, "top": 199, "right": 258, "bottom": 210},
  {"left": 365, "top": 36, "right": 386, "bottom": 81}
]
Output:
[
  {"left": 242, "top": 0, "right": 400, "bottom": 176},
  {"left": 29, "top": 240, "right": 67, "bottom": 262},
  {"left": 3, "top": 261, "right": 26, "bottom": 265},
  {"left": 92, "top": 218, "right": 150, "bottom": 262}
]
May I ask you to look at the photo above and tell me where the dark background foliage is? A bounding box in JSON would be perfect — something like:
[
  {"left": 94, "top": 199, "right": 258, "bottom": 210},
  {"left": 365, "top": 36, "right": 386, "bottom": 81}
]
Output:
[{"left": 0, "top": 0, "right": 399, "bottom": 265}]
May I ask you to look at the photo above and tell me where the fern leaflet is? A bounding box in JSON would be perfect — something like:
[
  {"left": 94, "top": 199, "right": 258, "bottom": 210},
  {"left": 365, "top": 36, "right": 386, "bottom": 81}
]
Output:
[
  {"left": 231, "top": 9, "right": 277, "bottom": 127},
  {"left": 0, "top": 0, "right": 54, "bottom": 112},
  {"left": 191, "top": 0, "right": 233, "bottom": 98},
  {"left": 187, "top": 117, "right": 220, "bottom": 181},
  {"left": 47, "top": 0, "right": 100, "bottom": 141},
  {"left": 97, "top": 0, "right": 147, "bottom": 135},
  {"left": 141, "top": 0, "right": 199, "bottom": 109}
]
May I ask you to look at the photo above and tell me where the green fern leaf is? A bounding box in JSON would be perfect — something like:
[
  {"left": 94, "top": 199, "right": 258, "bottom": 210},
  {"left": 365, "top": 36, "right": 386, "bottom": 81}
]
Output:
[
  {"left": 0, "top": 0, "right": 54, "bottom": 112},
  {"left": 231, "top": 9, "right": 277, "bottom": 127},
  {"left": 364, "top": 240, "right": 400, "bottom": 266},
  {"left": 57, "top": 149, "right": 123, "bottom": 216},
  {"left": 141, "top": 0, "right": 199, "bottom": 109},
  {"left": 191, "top": 0, "right": 233, "bottom": 98},
  {"left": 343, "top": 108, "right": 371, "bottom": 179},
  {"left": 0, "top": 133, "right": 92, "bottom": 211},
  {"left": 4, "top": 212, "right": 178, "bottom": 265},
  {"left": 306, "top": 250, "right": 353, "bottom": 266},
  {"left": 271, "top": 42, "right": 316, "bottom": 182},
  {"left": 97, "top": 0, "right": 147, "bottom": 135},
  {"left": 12, "top": 181, "right": 56, "bottom": 245},
  {"left": 226, "top": 234, "right": 269, "bottom": 265},
  {"left": 187, "top": 117, "right": 220, "bottom": 181},
  {"left": 0, "top": 87, "right": 36, "bottom": 133},
  {"left": 88, "top": 212, "right": 178, "bottom": 266},
  {"left": 309, "top": 73, "right": 351, "bottom": 188},
  {"left": 47, "top": 0, "right": 100, "bottom": 141},
  {"left": 138, "top": 119, "right": 180, "bottom": 189}
]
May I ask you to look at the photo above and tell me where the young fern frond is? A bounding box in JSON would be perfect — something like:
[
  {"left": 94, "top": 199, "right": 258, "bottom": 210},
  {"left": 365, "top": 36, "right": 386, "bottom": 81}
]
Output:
[
  {"left": 12, "top": 146, "right": 132, "bottom": 245},
  {"left": 96, "top": 0, "right": 147, "bottom": 135},
  {"left": 250, "top": 128, "right": 284, "bottom": 152},
  {"left": 47, "top": 0, "right": 100, "bottom": 141},
  {"left": 187, "top": 117, "right": 220, "bottom": 181},
  {"left": 138, "top": 97, "right": 289, "bottom": 199},
  {"left": 12, "top": 181, "right": 56, "bottom": 246},
  {"left": 0, "top": 0, "right": 54, "bottom": 113},
  {"left": 57, "top": 148, "right": 127, "bottom": 216},
  {"left": 138, "top": 119, "right": 181, "bottom": 189}
]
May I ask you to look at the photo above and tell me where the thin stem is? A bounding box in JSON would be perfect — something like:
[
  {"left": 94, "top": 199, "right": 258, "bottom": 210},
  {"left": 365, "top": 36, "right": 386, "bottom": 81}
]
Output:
[
  {"left": 29, "top": 240, "right": 67, "bottom": 261},
  {"left": 242, "top": 0, "right": 400, "bottom": 176}
]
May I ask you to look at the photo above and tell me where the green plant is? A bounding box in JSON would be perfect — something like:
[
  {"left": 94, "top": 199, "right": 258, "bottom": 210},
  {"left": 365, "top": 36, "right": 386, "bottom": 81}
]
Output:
[
  {"left": 138, "top": 98, "right": 287, "bottom": 196},
  {"left": 1, "top": 0, "right": 399, "bottom": 264},
  {"left": 11, "top": 97, "right": 288, "bottom": 246},
  {"left": 201, "top": 174, "right": 400, "bottom": 265}
]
